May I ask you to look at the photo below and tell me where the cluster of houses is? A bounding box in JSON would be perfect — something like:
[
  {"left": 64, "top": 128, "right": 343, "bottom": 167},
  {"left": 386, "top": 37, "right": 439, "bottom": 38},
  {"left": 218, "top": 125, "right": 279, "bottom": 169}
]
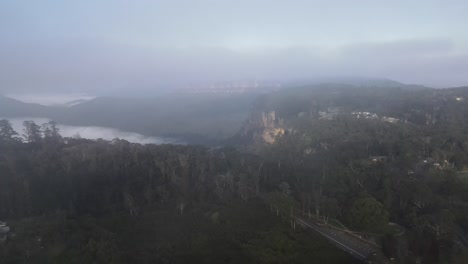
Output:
[
  {"left": 313, "top": 108, "right": 401, "bottom": 124},
  {"left": 351, "top": 111, "right": 379, "bottom": 120},
  {"left": 351, "top": 111, "right": 401, "bottom": 123},
  {"left": 369, "top": 156, "right": 388, "bottom": 162},
  {"left": 381, "top": 116, "right": 400, "bottom": 123},
  {"left": 421, "top": 158, "right": 454, "bottom": 170},
  {"left": 318, "top": 107, "right": 341, "bottom": 120}
]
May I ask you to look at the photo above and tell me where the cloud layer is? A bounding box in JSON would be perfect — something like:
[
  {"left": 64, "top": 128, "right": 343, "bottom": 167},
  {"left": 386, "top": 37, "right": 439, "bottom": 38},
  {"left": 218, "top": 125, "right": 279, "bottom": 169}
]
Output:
[
  {"left": 4, "top": 117, "right": 175, "bottom": 145},
  {"left": 1, "top": 38, "right": 467, "bottom": 93},
  {"left": 1, "top": 0, "right": 468, "bottom": 93}
]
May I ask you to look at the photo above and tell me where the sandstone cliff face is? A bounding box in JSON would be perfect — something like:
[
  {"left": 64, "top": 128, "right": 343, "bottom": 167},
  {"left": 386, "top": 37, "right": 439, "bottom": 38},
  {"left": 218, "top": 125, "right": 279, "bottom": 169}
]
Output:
[
  {"left": 260, "top": 111, "right": 276, "bottom": 128},
  {"left": 261, "top": 127, "right": 285, "bottom": 144},
  {"left": 241, "top": 110, "right": 285, "bottom": 144}
]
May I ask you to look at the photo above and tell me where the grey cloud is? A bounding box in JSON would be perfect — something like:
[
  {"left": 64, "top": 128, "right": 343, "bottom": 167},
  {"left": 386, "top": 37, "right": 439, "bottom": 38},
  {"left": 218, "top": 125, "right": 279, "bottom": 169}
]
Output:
[
  {"left": 1, "top": 38, "right": 468, "bottom": 94},
  {"left": 340, "top": 39, "right": 455, "bottom": 59}
]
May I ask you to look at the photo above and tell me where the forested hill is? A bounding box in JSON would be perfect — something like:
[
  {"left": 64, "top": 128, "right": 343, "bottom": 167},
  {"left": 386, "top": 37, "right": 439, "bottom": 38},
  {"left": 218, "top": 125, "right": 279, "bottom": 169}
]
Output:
[
  {"left": 0, "top": 96, "right": 48, "bottom": 117},
  {"left": 231, "top": 84, "right": 468, "bottom": 262},
  {"left": 0, "top": 127, "right": 353, "bottom": 263},
  {"left": 0, "top": 94, "right": 257, "bottom": 144},
  {"left": 3, "top": 84, "right": 468, "bottom": 263},
  {"left": 237, "top": 85, "right": 468, "bottom": 146},
  {"left": 57, "top": 94, "right": 257, "bottom": 143}
]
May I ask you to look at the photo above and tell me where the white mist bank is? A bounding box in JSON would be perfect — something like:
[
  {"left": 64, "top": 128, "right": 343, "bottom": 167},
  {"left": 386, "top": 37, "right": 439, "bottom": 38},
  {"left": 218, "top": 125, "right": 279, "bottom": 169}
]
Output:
[
  {"left": 3, "top": 117, "right": 175, "bottom": 145},
  {"left": 5, "top": 93, "right": 95, "bottom": 107}
]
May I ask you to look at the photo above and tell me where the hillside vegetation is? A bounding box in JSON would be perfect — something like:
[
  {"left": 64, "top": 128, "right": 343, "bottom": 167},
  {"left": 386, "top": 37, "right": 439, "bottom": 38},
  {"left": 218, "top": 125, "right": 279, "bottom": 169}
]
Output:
[
  {"left": 0, "top": 123, "right": 351, "bottom": 263},
  {"left": 3, "top": 83, "right": 468, "bottom": 263},
  {"left": 235, "top": 84, "right": 468, "bottom": 263}
]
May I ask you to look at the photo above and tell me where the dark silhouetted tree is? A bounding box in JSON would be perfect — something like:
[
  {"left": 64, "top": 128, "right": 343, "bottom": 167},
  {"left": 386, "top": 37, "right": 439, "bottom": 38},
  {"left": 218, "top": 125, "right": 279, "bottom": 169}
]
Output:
[
  {"left": 22, "top": 120, "right": 42, "bottom": 143},
  {"left": 0, "top": 119, "right": 19, "bottom": 142}
]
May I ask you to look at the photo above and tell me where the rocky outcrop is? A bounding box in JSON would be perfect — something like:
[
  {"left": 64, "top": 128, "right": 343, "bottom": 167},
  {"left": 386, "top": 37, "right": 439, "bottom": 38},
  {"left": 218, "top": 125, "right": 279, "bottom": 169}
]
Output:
[{"left": 240, "top": 110, "right": 286, "bottom": 144}]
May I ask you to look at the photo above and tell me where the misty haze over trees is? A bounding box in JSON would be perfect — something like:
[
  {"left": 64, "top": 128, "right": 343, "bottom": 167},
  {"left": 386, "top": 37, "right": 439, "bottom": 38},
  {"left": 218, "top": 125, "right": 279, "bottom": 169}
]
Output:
[
  {"left": 3, "top": 83, "right": 468, "bottom": 263},
  {"left": 2, "top": 1, "right": 468, "bottom": 264}
]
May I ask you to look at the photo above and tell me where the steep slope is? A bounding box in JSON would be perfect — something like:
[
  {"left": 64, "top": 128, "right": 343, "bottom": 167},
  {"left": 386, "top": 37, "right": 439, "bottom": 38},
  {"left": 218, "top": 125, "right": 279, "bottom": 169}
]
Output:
[
  {"left": 232, "top": 84, "right": 468, "bottom": 262},
  {"left": 61, "top": 94, "right": 257, "bottom": 143},
  {"left": 1, "top": 93, "right": 258, "bottom": 144},
  {"left": 0, "top": 95, "right": 49, "bottom": 117}
]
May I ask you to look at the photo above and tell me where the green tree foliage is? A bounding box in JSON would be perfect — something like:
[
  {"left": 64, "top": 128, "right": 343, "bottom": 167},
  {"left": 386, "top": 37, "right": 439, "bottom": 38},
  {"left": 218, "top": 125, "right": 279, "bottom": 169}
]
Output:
[
  {"left": 267, "top": 188, "right": 298, "bottom": 219},
  {"left": 22, "top": 120, "right": 42, "bottom": 143},
  {"left": 347, "top": 197, "right": 389, "bottom": 233},
  {"left": 0, "top": 119, "right": 18, "bottom": 142},
  {"left": 3, "top": 85, "right": 468, "bottom": 263},
  {"left": 239, "top": 85, "right": 468, "bottom": 262},
  {"left": 0, "top": 127, "right": 358, "bottom": 263},
  {"left": 41, "top": 121, "right": 61, "bottom": 140}
]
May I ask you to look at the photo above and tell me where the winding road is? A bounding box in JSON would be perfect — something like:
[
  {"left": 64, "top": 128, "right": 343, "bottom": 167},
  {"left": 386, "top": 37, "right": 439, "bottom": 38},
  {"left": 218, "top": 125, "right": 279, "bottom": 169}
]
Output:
[
  {"left": 261, "top": 193, "right": 388, "bottom": 263},
  {"left": 295, "top": 217, "right": 375, "bottom": 260},
  {"left": 293, "top": 215, "right": 388, "bottom": 263}
]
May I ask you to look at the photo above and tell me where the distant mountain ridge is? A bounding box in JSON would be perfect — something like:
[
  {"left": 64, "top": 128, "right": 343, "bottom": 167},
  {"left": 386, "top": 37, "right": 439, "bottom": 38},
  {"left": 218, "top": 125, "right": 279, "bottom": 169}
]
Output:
[
  {"left": 3, "top": 93, "right": 95, "bottom": 107},
  {"left": 284, "top": 77, "right": 431, "bottom": 91},
  {"left": 0, "top": 95, "right": 48, "bottom": 117},
  {"left": 0, "top": 93, "right": 257, "bottom": 144}
]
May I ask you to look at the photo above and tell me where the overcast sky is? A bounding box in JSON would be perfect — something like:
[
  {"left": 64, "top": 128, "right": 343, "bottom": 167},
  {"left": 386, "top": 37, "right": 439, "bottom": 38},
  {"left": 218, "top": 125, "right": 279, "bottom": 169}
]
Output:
[{"left": 1, "top": 0, "right": 468, "bottom": 94}]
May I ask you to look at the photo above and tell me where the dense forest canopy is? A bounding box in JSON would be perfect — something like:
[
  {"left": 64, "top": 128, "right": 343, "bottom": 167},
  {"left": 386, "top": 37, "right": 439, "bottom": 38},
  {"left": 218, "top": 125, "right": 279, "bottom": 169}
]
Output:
[
  {"left": 237, "top": 85, "right": 468, "bottom": 263},
  {"left": 3, "top": 0, "right": 468, "bottom": 262},
  {"left": 2, "top": 84, "right": 468, "bottom": 263},
  {"left": 0, "top": 119, "right": 353, "bottom": 263}
]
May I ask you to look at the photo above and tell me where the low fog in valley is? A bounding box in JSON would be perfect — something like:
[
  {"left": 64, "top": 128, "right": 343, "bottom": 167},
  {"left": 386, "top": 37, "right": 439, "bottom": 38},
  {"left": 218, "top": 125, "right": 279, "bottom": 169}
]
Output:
[
  {"left": 3, "top": 117, "right": 175, "bottom": 144},
  {"left": 2, "top": 1, "right": 468, "bottom": 264}
]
